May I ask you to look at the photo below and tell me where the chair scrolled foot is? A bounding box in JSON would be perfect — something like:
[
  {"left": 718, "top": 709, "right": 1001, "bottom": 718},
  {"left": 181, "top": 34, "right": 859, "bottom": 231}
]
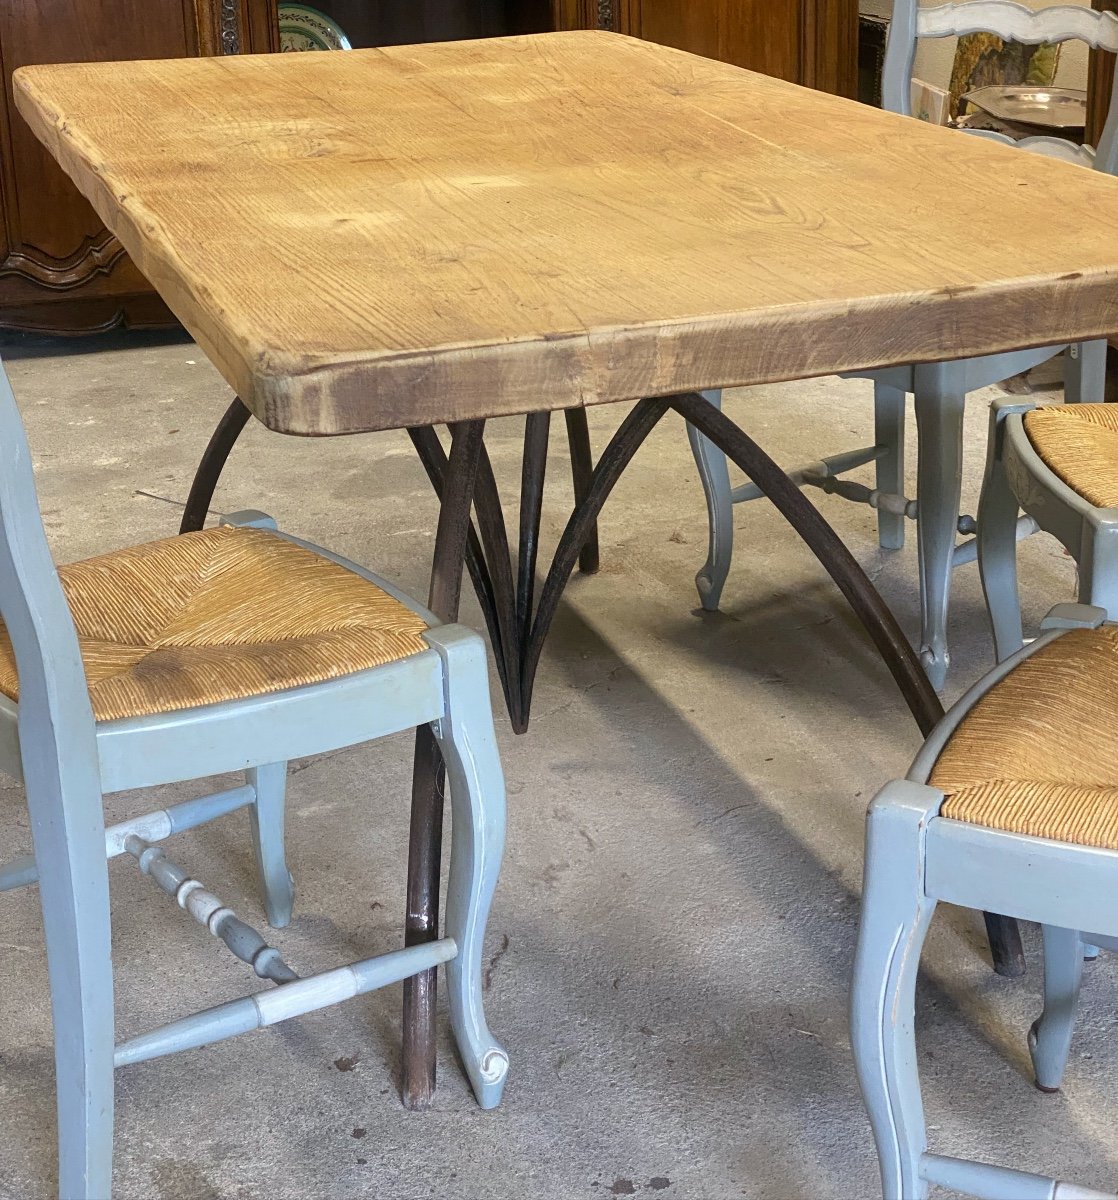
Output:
[
  {"left": 695, "top": 568, "right": 723, "bottom": 612},
  {"left": 919, "top": 645, "right": 948, "bottom": 692},
  {"left": 1029, "top": 1022, "right": 1061, "bottom": 1093},
  {"left": 263, "top": 870, "right": 295, "bottom": 931},
  {"left": 426, "top": 625, "right": 509, "bottom": 1111},
  {"left": 462, "top": 1042, "right": 510, "bottom": 1111},
  {"left": 1029, "top": 925, "right": 1084, "bottom": 1093}
]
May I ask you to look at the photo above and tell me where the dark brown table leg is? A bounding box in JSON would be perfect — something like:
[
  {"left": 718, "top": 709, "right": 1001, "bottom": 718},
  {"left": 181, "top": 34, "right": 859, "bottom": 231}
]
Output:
[
  {"left": 179, "top": 396, "right": 252, "bottom": 533},
  {"left": 401, "top": 421, "right": 486, "bottom": 1110},
  {"left": 564, "top": 408, "right": 600, "bottom": 575}
]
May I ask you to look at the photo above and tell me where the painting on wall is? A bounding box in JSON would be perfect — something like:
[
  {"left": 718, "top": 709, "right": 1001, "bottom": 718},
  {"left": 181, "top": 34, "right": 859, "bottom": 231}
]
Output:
[{"left": 948, "top": 33, "right": 1061, "bottom": 117}]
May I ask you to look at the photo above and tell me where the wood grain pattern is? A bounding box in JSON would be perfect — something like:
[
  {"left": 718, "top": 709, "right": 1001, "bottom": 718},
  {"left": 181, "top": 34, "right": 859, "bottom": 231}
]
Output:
[{"left": 15, "top": 30, "right": 1118, "bottom": 435}]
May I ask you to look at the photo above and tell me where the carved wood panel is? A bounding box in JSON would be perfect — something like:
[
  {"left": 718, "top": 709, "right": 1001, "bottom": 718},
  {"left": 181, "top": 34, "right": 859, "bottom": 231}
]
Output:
[{"left": 0, "top": 0, "right": 276, "bottom": 333}]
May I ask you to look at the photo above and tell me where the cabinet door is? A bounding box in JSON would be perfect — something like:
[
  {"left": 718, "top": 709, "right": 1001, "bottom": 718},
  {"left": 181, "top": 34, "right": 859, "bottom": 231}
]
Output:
[
  {"left": 559, "top": 0, "right": 858, "bottom": 97},
  {"left": 623, "top": 0, "right": 803, "bottom": 83},
  {"left": 0, "top": 0, "right": 275, "bottom": 332}
]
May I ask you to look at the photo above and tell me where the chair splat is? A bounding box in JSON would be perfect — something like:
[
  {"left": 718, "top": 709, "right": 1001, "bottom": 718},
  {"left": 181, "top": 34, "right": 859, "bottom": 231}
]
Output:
[{"left": 917, "top": 1, "right": 1118, "bottom": 50}]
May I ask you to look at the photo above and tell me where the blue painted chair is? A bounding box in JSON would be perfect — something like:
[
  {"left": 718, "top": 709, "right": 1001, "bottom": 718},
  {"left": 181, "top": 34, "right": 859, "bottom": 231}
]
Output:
[
  {"left": 0, "top": 359, "right": 508, "bottom": 1199},
  {"left": 979, "top": 396, "right": 1118, "bottom": 662},
  {"left": 689, "top": 0, "right": 1118, "bottom": 688},
  {"left": 853, "top": 601, "right": 1118, "bottom": 1200}
]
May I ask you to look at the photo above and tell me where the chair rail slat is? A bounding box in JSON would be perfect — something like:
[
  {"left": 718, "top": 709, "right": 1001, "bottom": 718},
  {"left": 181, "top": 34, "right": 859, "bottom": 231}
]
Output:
[{"left": 917, "top": 2, "right": 1118, "bottom": 51}]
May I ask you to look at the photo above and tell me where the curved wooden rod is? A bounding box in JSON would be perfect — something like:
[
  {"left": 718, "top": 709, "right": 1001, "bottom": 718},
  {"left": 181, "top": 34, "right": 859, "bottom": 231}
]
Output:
[
  {"left": 179, "top": 396, "right": 252, "bottom": 534},
  {"left": 519, "top": 397, "right": 673, "bottom": 729},
  {"left": 406, "top": 426, "right": 514, "bottom": 708},
  {"left": 516, "top": 394, "right": 943, "bottom": 737},
  {"left": 666, "top": 392, "right": 944, "bottom": 736},
  {"left": 564, "top": 409, "right": 600, "bottom": 575}
]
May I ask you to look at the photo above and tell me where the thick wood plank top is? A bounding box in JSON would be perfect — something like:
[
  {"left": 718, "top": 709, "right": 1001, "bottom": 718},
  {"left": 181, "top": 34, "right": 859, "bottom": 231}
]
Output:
[{"left": 15, "top": 31, "right": 1118, "bottom": 434}]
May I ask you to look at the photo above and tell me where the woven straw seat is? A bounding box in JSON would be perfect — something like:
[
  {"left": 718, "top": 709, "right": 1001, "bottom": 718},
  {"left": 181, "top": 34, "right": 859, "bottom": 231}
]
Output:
[
  {"left": 930, "top": 625, "right": 1118, "bottom": 849},
  {"left": 0, "top": 525, "right": 429, "bottom": 722},
  {"left": 1024, "top": 403, "right": 1118, "bottom": 509}
]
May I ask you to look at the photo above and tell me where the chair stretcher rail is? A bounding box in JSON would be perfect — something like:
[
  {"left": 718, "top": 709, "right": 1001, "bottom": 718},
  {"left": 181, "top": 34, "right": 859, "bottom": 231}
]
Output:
[
  {"left": 114, "top": 939, "right": 458, "bottom": 1067},
  {"left": 0, "top": 784, "right": 255, "bottom": 892}
]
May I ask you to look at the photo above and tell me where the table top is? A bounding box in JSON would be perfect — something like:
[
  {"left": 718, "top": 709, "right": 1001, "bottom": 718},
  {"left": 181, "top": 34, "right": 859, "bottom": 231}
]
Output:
[{"left": 15, "top": 31, "right": 1118, "bottom": 435}]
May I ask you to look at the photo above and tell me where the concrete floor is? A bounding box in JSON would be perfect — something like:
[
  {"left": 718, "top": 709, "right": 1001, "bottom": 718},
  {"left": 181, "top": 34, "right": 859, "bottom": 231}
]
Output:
[{"left": 0, "top": 330, "right": 1112, "bottom": 1200}]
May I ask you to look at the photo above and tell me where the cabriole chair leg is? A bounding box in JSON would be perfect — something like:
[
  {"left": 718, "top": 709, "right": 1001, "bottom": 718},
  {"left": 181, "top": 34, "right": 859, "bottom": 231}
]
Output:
[
  {"left": 1064, "top": 339, "right": 1108, "bottom": 405},
  {"left": 874, "top": 380, "right": 907, "bottom": 551},
  {"left": 913, "top": 363, "right": 967, "bottom": 690},
  {"left": 1030, "top": 924, "right": 1085, "bottom": 1094},
  {"left": 31, "top": 770, "right": 116, "bottom": 1199},
  {"left": 852, "top": 782, "right": 938, "bottom": 1200},
  {"left": 429, "top": 628, "right": 509, "bottom": 1110},
  {"left": 977, "top": 401, "right": 1031, "bottom": 662},
  {"left": 248, "top": 761, "right": 295, "bottom": 929},
  {"left": 1076, "top": 528, "right": 1118, "bottom": 619},
  {"left": 686, "top": 389, "right": 733, "bottom": 612}
]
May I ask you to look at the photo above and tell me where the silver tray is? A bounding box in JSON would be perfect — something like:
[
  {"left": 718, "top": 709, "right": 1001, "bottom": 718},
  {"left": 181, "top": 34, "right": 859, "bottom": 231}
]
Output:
[{"left": 961, "top": 85, "right": 1087, "bottom": 130}]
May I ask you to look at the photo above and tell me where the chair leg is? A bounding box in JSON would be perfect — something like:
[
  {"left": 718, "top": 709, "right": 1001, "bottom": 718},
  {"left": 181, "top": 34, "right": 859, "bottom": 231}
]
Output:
[
  {"left": 1030, "top": 925, "right": 1084, "bottom": 1094},
  {"left": 1064, "top": 340, "right": 1107, "bottom": 405},
  {"left": 852, "top": 782, "right": 937, "bottom": 1200},
  {"left": 874, "top": 380, "right": 907, "bottom": 551},
  {"left": 179, "top": 397, "right": 252, "bottom": 534},
  {"left": 913, "top": 363, "right": 967, "bottom": 690},
  {"left": 248, "top": 762, "right": 295, "bottom": 929},
  {"left": 977, "top": 402, "right": 1027, "bottom": 662},
  {"left": 31, "top": 780, "right": 115, "bottom": 1199},
  {"left": 430, "top": 629, "right": 509, "bottom": 1110},
  {"left": 686, "top": 389, "right": 734, "bottom": 611},
  {"left": 1077, "top": 526, "right": 1118, "bottom": 620}
]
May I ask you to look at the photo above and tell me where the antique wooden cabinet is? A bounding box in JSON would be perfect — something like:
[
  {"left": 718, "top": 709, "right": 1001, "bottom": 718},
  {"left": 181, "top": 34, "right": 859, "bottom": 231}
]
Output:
[
  {"left": 0, "top": 0, "right": 276, "bottom": 333},
  {"left": 552, "top": 0, "right": 859, "bottom": 96}
]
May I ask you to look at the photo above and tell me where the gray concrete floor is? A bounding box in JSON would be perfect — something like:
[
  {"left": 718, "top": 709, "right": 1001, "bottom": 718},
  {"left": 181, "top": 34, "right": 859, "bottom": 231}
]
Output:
[{"left": 0, "top": 330, "right": 1112, "bottom": 1200}]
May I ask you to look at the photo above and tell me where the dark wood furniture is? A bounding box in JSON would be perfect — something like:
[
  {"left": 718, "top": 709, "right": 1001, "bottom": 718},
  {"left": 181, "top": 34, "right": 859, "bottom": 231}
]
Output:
[
  {"left": 553, "top": 0, "right": 859, "bottom": 97},
  {"left": 0, "top": 0, "right": 277, "bottom": 335},
  {"left": 316, "top": 0, "right": 858, "bottom": 93},
  {"left": 309, "top": 1, "right": 510, "bottom": 45}
]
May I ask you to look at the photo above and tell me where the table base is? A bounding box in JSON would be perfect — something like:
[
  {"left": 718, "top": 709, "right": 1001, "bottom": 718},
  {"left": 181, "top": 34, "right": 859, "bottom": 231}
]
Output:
[{"left": 179, "top": 393, "right": 1026, "bottom": 1112}]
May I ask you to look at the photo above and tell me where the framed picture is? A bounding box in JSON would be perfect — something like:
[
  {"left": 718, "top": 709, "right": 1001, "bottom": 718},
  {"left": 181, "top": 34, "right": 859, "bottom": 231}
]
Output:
[{"left": 910, "top": 77, "right": 950, "bottom": 124}]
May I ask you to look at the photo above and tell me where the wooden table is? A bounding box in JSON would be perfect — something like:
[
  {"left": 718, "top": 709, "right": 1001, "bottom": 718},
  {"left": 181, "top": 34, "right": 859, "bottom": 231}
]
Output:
[{"left": 17, "top": 29, "right": 1118, "bottom": 1106}]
